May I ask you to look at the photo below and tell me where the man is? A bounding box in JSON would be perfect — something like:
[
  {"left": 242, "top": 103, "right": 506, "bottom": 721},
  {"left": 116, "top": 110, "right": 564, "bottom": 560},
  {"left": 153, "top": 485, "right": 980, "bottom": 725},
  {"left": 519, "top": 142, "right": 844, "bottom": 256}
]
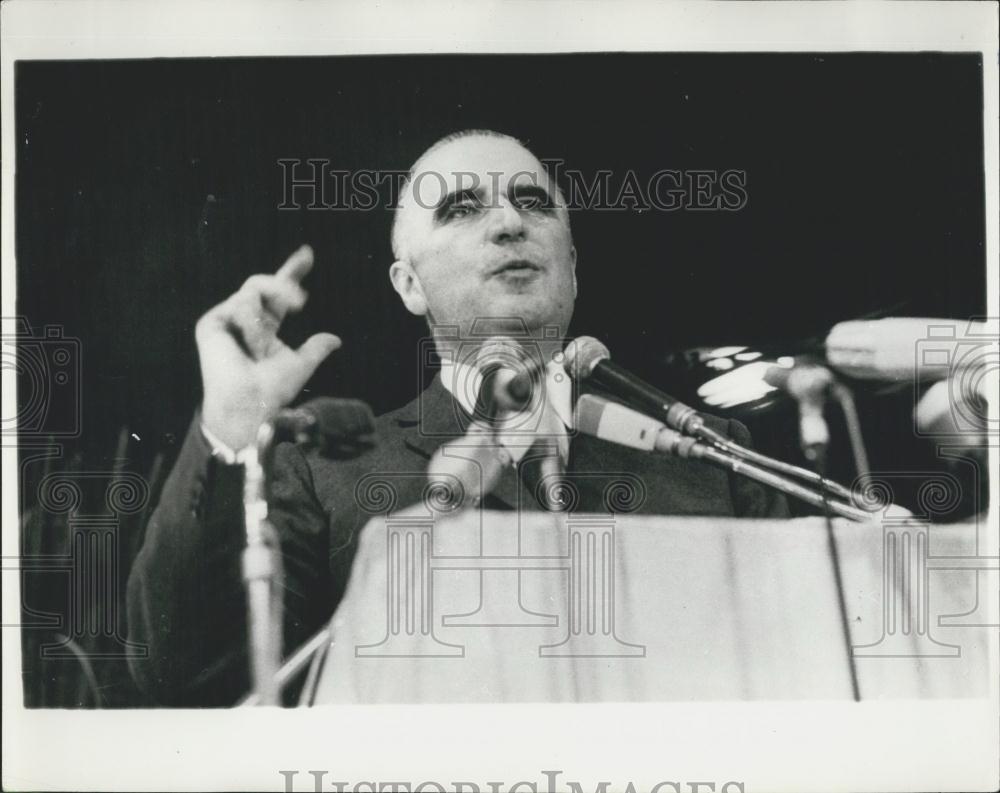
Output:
[{"left": 126, "top": 129, "right": 786, "bottom": 706}]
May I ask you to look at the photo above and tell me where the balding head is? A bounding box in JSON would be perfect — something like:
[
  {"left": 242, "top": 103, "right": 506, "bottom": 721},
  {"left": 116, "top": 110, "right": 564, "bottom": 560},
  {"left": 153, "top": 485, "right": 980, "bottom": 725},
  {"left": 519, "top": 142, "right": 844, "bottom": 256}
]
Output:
[
  {"left": 392, "top": 130, "right": 570, "bottom": 261},
  {"left": 388, "top": 130, "right": 577, "bottom": 344}
]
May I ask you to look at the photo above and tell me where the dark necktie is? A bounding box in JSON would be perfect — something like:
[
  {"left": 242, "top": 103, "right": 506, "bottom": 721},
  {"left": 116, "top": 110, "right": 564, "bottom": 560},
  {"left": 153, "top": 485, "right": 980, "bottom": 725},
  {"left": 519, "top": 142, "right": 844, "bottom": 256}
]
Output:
[{"left": 516, "top": 436, "right": 567, "bottom": 511}]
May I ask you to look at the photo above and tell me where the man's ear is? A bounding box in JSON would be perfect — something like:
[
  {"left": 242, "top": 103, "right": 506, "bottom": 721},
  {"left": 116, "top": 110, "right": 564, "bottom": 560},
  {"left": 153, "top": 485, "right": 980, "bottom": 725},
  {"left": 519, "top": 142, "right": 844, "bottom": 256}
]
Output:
[
  {"left": 389, "top": 260, "right": 429, "bottom": 316},
  {"left": 570, "top": 245, "right": 578, "bottom": 297}
]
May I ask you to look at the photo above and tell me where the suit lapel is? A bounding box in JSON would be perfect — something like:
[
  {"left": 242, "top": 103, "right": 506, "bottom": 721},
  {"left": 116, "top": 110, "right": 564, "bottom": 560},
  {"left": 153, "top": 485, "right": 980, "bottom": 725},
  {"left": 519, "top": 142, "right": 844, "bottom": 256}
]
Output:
[{"left": 395, "top": 374, "right": 468, "bottom": 458}]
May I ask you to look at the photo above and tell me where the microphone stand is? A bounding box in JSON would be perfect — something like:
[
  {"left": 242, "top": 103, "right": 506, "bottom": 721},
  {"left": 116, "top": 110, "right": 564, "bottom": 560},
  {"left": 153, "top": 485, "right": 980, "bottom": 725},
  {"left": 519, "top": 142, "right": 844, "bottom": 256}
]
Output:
[
  {"left": 764, "top": 361, "right": 872, "bottom": 484},
  {"left": 238, "top": 624, "right": 331, "bottom": 707},
  {"left": 812, "top": 447, "right": 863, "bottom": 700},
  {"left": 709, "top": 435, "right": 857, "bottom": 504},
  {"left": 829, "top": 381, "right": 871, "bottom": 478},
  {"left": 699, "top": 362, "right": 871, "bottom": 506},
  {"left": 241, "top": 421, "right": 285, "bottom": 706},
  {"left": 237, "top": 398, "right": 377, "bottom": 706},
  {"left": 776, "top": 366, "right": 864, "bottom": 699},
  {"left": 672, "top": 440, "right": 873, "bottom": 522}
]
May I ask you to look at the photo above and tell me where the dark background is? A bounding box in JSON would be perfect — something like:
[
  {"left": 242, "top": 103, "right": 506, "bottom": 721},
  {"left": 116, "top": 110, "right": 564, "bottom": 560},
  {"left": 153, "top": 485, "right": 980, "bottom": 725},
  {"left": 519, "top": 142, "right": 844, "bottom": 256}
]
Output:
[{"left": 15, "top": 53, "right": 987, "bottom": 706}]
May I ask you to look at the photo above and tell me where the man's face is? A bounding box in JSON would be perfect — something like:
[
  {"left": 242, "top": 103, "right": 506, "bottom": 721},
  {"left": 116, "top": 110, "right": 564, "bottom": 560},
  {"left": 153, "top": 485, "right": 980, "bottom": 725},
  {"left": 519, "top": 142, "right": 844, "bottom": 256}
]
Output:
[{"left": 390, "top": 135, "right": 577, "bottom": 340}]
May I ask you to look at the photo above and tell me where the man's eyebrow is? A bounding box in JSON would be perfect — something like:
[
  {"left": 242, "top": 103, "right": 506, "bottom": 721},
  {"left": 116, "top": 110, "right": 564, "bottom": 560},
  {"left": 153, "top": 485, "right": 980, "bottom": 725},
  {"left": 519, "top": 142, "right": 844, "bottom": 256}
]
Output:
[
  {"left": 433, "top": 187, "right": 485, "bottom": 221},
  {"left": 510, "top": 182, "right": 557, "bottom": 208}
]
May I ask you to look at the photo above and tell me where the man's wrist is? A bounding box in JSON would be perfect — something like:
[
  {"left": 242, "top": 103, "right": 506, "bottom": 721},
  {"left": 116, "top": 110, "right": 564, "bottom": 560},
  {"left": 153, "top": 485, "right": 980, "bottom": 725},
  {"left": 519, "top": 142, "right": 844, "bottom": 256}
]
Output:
[
  {"left": 199, "top": 421, "right": 246, "bottom": 465},
  {"left": 200, "top": 399, "right": 265, "bottom": 456}
]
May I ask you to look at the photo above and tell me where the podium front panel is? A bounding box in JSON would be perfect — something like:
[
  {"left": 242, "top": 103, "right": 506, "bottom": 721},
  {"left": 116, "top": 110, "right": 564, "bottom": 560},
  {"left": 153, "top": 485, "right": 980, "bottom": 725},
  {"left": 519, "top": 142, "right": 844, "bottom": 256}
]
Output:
[{"left": 306, "top": 510, "right": 995, "bottom": 704}]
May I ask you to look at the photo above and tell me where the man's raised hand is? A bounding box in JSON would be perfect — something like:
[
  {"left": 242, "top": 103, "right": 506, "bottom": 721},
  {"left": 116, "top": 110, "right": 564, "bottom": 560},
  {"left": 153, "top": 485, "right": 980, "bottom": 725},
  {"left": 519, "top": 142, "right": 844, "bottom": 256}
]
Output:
[{"left": 196, "top": 245, "right": 341, "bottom": 451}]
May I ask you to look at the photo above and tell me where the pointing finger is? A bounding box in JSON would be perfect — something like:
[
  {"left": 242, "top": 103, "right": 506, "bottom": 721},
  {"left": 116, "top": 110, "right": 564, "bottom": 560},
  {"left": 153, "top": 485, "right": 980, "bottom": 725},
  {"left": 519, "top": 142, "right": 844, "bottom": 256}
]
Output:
[{"left": 276, "top": 244, "right": 315, "bottom": 284}]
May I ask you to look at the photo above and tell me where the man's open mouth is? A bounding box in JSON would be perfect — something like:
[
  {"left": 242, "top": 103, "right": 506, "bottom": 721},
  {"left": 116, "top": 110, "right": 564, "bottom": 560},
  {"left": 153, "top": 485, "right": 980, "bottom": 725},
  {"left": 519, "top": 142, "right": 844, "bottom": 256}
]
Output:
[{"left": 491, "top": 260, "right": 542, "bottom": 276}]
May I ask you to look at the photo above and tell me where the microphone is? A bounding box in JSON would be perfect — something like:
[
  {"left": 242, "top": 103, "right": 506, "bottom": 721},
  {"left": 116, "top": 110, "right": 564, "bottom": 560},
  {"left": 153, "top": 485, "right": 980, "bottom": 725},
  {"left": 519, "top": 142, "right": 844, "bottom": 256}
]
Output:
[
  {"left": 914, "top": 379, "right": 990, "bottom": 440},
  {"left": 243, "top": 396, "right": 374, "bottom": 705},
  {"left": 825, "top": 317, "right": 994, "bottom": 382},
  {"left": 271, "top": 397, "right": 375, "bottom": 446},
  {"left": 763, "top": 362, "right": 835, "bottom": 463},
  {"left": 564, "top": 336, "right": 859, "bottom": 503},
  {"left": 574, "top": 394, "right": 700, "bottom": 458},
  {"left": 426, "top": 425, "right": 514, "bottom": 510},
  {"left": 426, "top": 338, "right": 550, "bottom": 510},
  {"left": 574, "top": 394, "right": 873, "bottom": 522},
  {"left": 564, "top": 336, "right": 729, "bottom": 446},
  {"left": 472, "top": 337, "right": 540, "bottom": 423}
]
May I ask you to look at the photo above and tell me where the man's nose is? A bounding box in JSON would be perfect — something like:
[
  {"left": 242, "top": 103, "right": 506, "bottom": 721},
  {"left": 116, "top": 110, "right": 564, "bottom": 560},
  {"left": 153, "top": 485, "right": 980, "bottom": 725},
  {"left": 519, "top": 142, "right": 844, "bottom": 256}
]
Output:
[{"left": 487, "top": 198, "right": 526, "bottom": 244}]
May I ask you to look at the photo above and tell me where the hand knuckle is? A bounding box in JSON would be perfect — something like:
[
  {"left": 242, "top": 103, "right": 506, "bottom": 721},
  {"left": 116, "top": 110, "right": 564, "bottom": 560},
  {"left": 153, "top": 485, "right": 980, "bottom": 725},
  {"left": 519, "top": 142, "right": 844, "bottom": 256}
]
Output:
[
  {"left": 242, "top": 274, "right": 269, "bottom": 292},
  {"left": 195, "top": 311, "right": 219, "bottom": 336}
]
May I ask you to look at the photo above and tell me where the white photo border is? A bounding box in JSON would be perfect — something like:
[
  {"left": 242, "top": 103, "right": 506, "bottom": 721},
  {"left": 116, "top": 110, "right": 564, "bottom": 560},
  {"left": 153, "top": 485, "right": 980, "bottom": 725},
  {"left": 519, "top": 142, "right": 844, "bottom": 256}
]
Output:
[{"left": 2, "top": 2, "right": 998, "bottom": 791}]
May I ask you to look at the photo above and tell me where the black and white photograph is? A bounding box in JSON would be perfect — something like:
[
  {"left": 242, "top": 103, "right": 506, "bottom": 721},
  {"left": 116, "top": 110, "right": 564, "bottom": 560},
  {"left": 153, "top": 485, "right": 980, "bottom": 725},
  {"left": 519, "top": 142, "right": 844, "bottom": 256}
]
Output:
[{"left": 3, "top": 2, "right": 998, "bottom": 791}]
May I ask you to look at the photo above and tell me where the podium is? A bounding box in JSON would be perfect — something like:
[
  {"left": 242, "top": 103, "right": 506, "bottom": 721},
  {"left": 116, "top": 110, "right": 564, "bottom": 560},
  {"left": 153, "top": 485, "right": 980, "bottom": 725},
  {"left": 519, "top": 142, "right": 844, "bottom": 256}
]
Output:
[{"left": 302, "top": 508, "right": 996, "bottom": 704}]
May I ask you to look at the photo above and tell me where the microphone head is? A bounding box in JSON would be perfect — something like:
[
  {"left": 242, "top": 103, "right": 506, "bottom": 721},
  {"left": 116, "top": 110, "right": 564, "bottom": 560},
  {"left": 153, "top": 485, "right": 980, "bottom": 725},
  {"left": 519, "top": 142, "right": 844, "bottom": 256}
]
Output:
[
  {"left": 563, "top": 336, "right": 610, "bottom": 381},
  {"left": 277, "top": 397, "right": 376, "bottom": 458},
  {"left": 762, "top": 365, "right": 792, "bottom": 390},
  {"left": 824, "top": 317, "right": 989, "bottom": 382},
  {"left": 299, "top": 397, "right": 376, "bottom": 439},
  {"left": 764, "top": 362, "right": 833, "bottom": 399},
  {"left": 447, "top": 336, "right": 520, "bottom": 423},
  {"left": 475, "top": 336, "right": 527, "bottom": 371},
  {"left": 573, "top": 393, "right": 607, "bottom": 437},
  {"left": 472, "top": 336, "right": 539, "bottom": 417},
  {"left": 573, "top": 393, "right": 668, "bottom": 453}
]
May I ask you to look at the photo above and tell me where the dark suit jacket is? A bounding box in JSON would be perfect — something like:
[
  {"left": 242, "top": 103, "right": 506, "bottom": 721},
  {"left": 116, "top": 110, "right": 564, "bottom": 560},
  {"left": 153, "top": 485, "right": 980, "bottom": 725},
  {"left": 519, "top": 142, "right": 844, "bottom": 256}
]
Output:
[{"left": 126, "top": 376, "right": 787, "bottom": 705}]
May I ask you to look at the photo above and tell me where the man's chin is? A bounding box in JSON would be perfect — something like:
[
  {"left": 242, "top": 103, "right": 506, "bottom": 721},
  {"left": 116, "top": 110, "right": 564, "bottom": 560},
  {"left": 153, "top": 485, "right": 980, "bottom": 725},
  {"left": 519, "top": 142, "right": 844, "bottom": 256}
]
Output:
[{"left": 468, "top": 296, "right": 565, "bottom": 334}]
